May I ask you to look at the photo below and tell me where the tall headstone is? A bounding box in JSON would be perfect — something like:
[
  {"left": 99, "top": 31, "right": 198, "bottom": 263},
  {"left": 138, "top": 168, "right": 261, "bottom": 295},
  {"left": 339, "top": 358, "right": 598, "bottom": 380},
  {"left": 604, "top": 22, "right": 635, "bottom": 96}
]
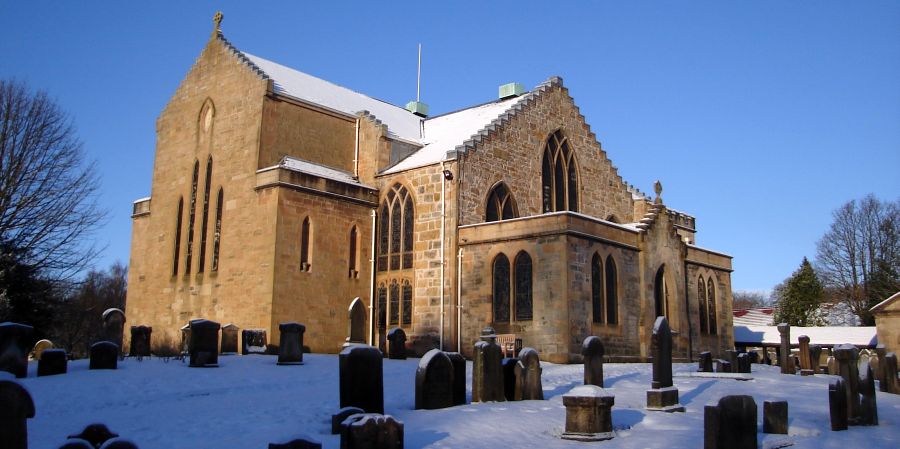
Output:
[
  {"left": 89, "top": 341, "right": 119, "bottom": 370},
  {"left": 241, "top": 329, "right": 267, "bottom": 355},
  {"left": 581, "top": 336, "right": 605, "bottom": 386},
  {"left": 833, "top": 343, "right": 861, "bottom": 422},
  {"left": 445, "top": 352, "right": 467, "bottom": 406},
  {"left": 763, "top": 401, "right": 788, "bottom": 434},
  {"left": 188, "top": 319, "right": 220, "bottom": 367},
  {"left": 560, "top": 385, "right": 615, "bottom": 442},
  {"left": 698, "top": 351, "right": 713, "bottom": 373},
  {"left": 858, "top": 362, "right": 878, "bottom": 425},
  {"left": 827, "top": 354, "right": 837, "bottom": 375},
  {"left": 736, "top": 353, "right": 751, "bottom": 374},
  {"left": 347, "top": 299, "right": 367, "bottom": 345},
  {"left": 339, "top": 345, "right": 384, "bottom": 414},
  {"left": 472, "top": 333, "right": 505, "bottom": 403},
  {"left": 777, "top": 323, "right": 792, "bottom": 374},
  {"left": 501, "top": 357, "right": 518, "bottom": 401},
  {"left": 0, "top": 322, "right": 33, "bottom": 378},
  {"left": 884, "top": 352, "right": 899, "bottom": 394},
  {"left": 646, "top": 316, "right": 684, "bottom": 412},
  {"left": 386, "top": 328, "right": 406, "bottom": 360},
  {"left": 514, "top": 347, "right": 543, "bottom": 401},
  {"left": 101, "top": 308, "right": 126, "bottom": 357},
  {"left": 829, "top": 378, "right": 848, "bottom": 431},
  {"left": 37, "top": 349, "right": 67, "bottom": 376},
  {"left": 0, "top": 380, "right": 35, "bottom": 449},
  {"left": 32, "top": 339, "right": 54, "bottom": 360},
  {"left": 339, "top": 413, "right": 403, "bottom": 449},
  {"left": 129, "top": 326, "right": 152, "bottom": 357},
  {"left": 277, "top": 322, "right": 305, "bottom": 365},
  {"left": 415, "top": 349, "right": 454, "bottom": 410},
  {"left": 220, "top": 324, "right": 239, "bottom": 354},
  {"left": 874, "top": 344, "right": 887, "bottom": 391},
  {"left": 725, "top": 350, "right": 738, "bottom": 373},
  {"left": 704, "top": 395, "right": 757, "bottom": 449},
  {"left": 797, "top": 335, "right": 811, "bottom": 370}
]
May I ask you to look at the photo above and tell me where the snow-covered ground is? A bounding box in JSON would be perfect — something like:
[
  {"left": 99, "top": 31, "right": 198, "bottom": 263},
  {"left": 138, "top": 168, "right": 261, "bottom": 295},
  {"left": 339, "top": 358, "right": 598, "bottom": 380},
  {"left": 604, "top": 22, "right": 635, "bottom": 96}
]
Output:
[{"left": 7, "top": 354, "right": 899, "bottom": 448}]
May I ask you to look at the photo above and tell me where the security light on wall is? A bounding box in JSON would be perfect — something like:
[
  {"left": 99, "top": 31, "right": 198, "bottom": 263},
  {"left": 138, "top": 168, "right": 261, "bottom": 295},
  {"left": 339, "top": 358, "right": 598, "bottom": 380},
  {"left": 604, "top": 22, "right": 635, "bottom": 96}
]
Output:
[{"left": 442, "top": 169, "right": 454, "bottom": 181}]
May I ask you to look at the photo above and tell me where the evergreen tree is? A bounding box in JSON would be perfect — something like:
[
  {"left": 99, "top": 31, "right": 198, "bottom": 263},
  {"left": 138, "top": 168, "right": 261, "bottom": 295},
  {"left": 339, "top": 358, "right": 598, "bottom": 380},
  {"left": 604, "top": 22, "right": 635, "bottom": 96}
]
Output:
[
  {"left": 867, "top": 258, "right": 900, "bottom": 312},
  {"left": 774, "top": 257, "right": 825, "bottom": 326}
]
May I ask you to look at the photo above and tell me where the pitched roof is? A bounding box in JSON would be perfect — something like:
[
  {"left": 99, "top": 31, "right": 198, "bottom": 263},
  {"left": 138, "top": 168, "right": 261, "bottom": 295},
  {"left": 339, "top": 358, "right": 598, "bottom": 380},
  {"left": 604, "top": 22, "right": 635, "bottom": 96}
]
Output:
[
  {"left": 870, "top": 290, "right": 900, "bottom": 313},
  {"left": 733, "top": 325, "right": 878, "bottom": 347},
  {"left": 278, "top": 156, "right": 372, "bottom": 188},
  {"left": 733, "top": 308, "right": 774, "bottom": 326}
]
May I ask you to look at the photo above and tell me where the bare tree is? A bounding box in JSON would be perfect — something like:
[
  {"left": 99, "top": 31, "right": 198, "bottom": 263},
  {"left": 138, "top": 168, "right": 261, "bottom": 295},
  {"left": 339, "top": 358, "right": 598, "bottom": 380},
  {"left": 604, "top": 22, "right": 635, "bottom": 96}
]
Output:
[
  {"left": 0, "top": 79, "right": 105, "bottom": 282},
  {"left": 732, "top": 290, "right": 768, "bottom": 309},
  {"left": 54, "top": 262, "right": 127, "bottom": 357},
  {"left": 815, "top": 195, "right": 900, "bottom": 324}
]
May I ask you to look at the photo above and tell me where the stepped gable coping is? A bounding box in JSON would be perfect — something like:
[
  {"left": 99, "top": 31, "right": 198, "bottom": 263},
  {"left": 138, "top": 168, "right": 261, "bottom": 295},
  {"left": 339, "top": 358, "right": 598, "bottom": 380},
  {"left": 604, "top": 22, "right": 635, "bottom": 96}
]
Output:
[{"left": 214, "top": 31, "right": 270, "bottom": 81}]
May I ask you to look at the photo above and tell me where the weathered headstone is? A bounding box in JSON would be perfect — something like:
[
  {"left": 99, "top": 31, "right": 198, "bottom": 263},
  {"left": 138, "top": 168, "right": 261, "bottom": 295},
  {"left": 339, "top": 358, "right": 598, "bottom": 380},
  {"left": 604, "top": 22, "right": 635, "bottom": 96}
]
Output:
[
  {"left": 37, "top": 349, "right": 67, "bottom": 376},
  {"left": 347, "top": 299, "right": 367, "bottom": 346},
  {"left": 415, "top": 349, "right": 454, "bottom": 410},
  {"left": 220, "top": 324, "right": 238, "bottom": 354},
  {"left": 791, "top": 355, "right": 801, "bottom": 374},
  {"left": 704, "top": 395, "right": 757, "bottom": 449},
  {"left": 101, "top": 308, "right": 126, "bottom": 357},
  {"left": 514, "top": 347, "right": 543, "bottom": 401},
  {"left": 0, "top": 380, "right": 35, "bottom": 449},
  {"left": 763, "top": 400, "right": 788, "bottom": 434},
  {"left": 501, "top": 357, "right": 518, "bottom": 401},
  {"left": 874, "top": 344, "right": 887, "bottom": 391},
  {"left": 827, "top": 354, "right": 837, "bottom": 375},
  {"left": 561, "top": 385, "right": 615, "bottom": 442},
  {"left": 715, "top": 359, "right": 731, "bottom": 373},
  {"left": 777, "top": 323, "right": 792, "bottom": 374},
  {"left": 445, "top": 352, "right": 467, "bottom": 406},
  {"left": 0, "top": 322, "right": 34, "bottom": 378},
  {"left": 829, "top": 378, "right": 848, "bottom": 431},
  {"left": 725, "top": 350, "right": 738, "bottom": 373},
  {"left": 472, "top": 335, "right": 505, "bottom": 403},
  {"left": 798, "top": 335, "right": 811, "bottom": 371},
  {"left": 386, "top": 328, "right": 406, "bottom": 360},
  {"left": 698, "top": 351, "right": 713, "bottom": 373},
  {"left": 268, "top": 437, "right": 322, "bottom": 449},
  {"left": 736, "top": 353, "right": 751, "bottom": 374},
  {"left": 332, "top": 407, "right": 365, "bottom": 434},
  {"left": 809, "top": 345, "right": 823, "bottom": 374},
  {"left": 581, "top": 336, "right": 605, "bottom": 386},
  {"left": 339, "top": 345, "right": 384, "bottom": 414},
  {"left": 833, "top": 343, "right": 861, "bottom": 422},
  {"left": 129, "top": 326, "right": 152, "bottom": 358},
  {"left": 89, "top": 341, "right": 119, "bottom": 370},
  {"left": 884, "top": 352, "right": 899, "bottom": 394},
  {"left": 646, "top": 316, "right": 683, "bottom": 412},
  {"left": 277, "top": 322, "right": 305, "bottom": 365},
  {"left": 859, "top": 362, "right": 878, "bottom": 425},
  {"left": 98, "top": 439, "right": 139, "bottom": 449},
  {"left": 32, "top": 339, "right": 54, "bottom": 360},
  {"left": 241, "top": 329, "right": 267, "bottom": 355},
  {"left": 339, "top": 413, "right": 403, "bottom": 449},
  {"left": 68, "top": 423, "right": 119, "bottom": 448},
  {"left": 188, "top": 319, "right": 220, "bottom": 367}
]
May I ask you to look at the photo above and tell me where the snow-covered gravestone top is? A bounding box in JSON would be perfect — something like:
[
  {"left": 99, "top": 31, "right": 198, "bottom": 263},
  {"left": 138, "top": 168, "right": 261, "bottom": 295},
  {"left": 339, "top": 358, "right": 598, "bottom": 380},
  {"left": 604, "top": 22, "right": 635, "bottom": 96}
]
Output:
[
  {"left": 277, "top": 322, "right": 305, "bottom": 365},
  {"left": 0, "top": 380, "right": 35, "bottom": 449},
  {"left": 339, "top": 345, "right": 384, "bottom": 414},
  {"left": 38, "top": 348, "right": 67, "bottom": 376},
  {"left": 101, "top": 308, "right": 126, "bottom": 355},
  {"left": 339, "top": 413, "right": 403, "bottom": 449},
  {"left": 581, "top": 336, "right": 605, "bottom": 386},
  {"left": 415, "top": 349, "right": 454, "bottom": 410},
  {"left": 561, "top": 385, "right": 615, "bottom": 442},
  {"left": 0, "top": 322, "right": 33, "bottom": 378}
]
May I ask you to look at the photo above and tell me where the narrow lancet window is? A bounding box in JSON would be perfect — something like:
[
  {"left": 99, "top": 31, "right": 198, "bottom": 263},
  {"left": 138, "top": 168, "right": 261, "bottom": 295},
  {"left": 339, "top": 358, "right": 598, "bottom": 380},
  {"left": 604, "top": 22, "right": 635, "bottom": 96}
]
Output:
[
  {"left": 199, "top": 156, "right": 212, "bottom": 272},
  {"left": 402, "top": 195, "right": 414, "bottom": 269},
  {"left": 173, "top": 197, "right": 184, "bottom": 276},
  {"left": 708, "top": 277, "right": 717, "bottom": 335},
  {"left": 377, "top": 184, "right": 415, "bottom": 272},
  {"left": 492, "top": 253, "right": 510, "bottom": 323},
  {"left": 300, "top": 217, "right": 311, "bottom": 271},
  {"left": 349, "top": 226, "right": 359, "bottom": 277},
  {"left": 185, "top": 160, "right": 199, "bottom": 274},
  {"left": 389, "top": 280, "right": 400, "bottom": 326},
  {"left": 541, "top": 130, "right": 579, "bottom": 212},
  {"left": 402, "top": 280, "right": 412, "bottom": 325},
  {"left": 378, "top": 203, "right": 389, "bottom": 271},
  {"left": 698, "top": 277, "right": 708, "bottom": 334},
  {"left": 605, "top": 255, "right": 617, "bottom": 324},
  {"left": 514, "top": 251, "right": 533, "bottom": 321},
  {"left": 591, "top": 253, "right": 603, "bottom": 323},
  {"left": 212, "top": 188, "right": 223, "bottom": 271}
]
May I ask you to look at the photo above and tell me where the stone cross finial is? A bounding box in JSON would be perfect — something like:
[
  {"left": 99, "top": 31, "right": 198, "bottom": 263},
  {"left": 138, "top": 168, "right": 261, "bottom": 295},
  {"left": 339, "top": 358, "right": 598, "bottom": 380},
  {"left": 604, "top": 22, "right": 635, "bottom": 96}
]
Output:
[
  {"left": 212, "top": 11, "right": 223, "bottom": 36},
  {"left": 653, "top": 180, "right": 663, "bottom": 204}
]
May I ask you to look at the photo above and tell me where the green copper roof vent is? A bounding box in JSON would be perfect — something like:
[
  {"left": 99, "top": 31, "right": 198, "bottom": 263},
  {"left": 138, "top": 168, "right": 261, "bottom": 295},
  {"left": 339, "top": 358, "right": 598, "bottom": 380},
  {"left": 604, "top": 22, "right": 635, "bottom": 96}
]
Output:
[
  {"left": 499, "top": 82, "right": 525, "bottom": 99},
  {"left": 405, "top": 101, "right": 429, "bottom": 117}
]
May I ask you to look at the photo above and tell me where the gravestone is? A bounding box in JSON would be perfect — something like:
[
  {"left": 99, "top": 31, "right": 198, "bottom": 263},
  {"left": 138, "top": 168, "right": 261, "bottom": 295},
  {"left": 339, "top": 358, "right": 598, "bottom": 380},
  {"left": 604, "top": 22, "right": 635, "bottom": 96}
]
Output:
[
  {"left": 736, "top": 353, "right": 751, "bottom": 374},
  {"left": 129, "top": 326, "right": 152, "bottom": 358},
  {"left": 38, "top": 349, "right": 67, "bottom": 376},
  {"left": 241, "top": 329, "right": 267, "bottom": 355},
  {"left": 347, "top": 299, "right": 367, "bottom": 345},
  {"left": 777, "top": 323, "right": 792, "bottom": 374},
  {"left": 339, "top": 413, "right": 403, "bottom": 449},
  {"left": 827, "top": 354, "right": 837, "bottom": 375},
  {"left": 798, "top": 335, "right": 811, "bottom": 370},
  {"left": 445, "top": 352, "right": 467, "bottom": 406},
  {"left": 581, "top": 336, "right": 605, "bottom": 386},
  {"left": 698, "top": 351, "right": 713, "bottom": 373},
  {"left": 101, "top": 308, "right": 126, "bottom": 357},
  {"left": 514, "top": 347, "right": 543, "bottom": 401},
  {"left": 89, "top": 341, "right": 119, "bottom": 370},
  {"left": 32, "top": 339, "right": 54, "bottom": 360},
  {"left": 646, "top": 316, "right": 683, "bottom": 412},
  {"left": 331, "top": 407, "right": 365, "bottom": 434},
  {"left": 858, "top": 362, "right": 878, "bottom": 425},
  {"left": 188, "top": 319, "right": 220, "bottom": 367},
  {"left": 472, "top": 335, "right": 505, "bottom": 402},
  {"left": 0, "top": 380, "right": 35, "bottom": 449},
  {"left": 415, "top": 349, "right": 454, "bottom": 410},
  {"left": 809, "top": 345, "right": 823, "bottom": 374},
  {"left": 704, "top": 395, "right": 756, "bottom": 449},
  {"left": 68, "top": 423, "right": 119, "bottom": 448},
  {"left": 763, "top": 400, "right": 788, "bottom": 434},
  {"left": 725, "top": 350, "right": 738, "bottom": 373},
  {"left": 501, "top": 357, "right": 518, "bottom": 401},
  {"left": 874, "top": 344, "right": 887, "bottom": 391},
  {"left": 98, "top": 439, "right": 139, "bottom": 449},
  {"left": 715, "top": 359, "right": 731, "bottom": 373},
  {"left": 268, "top": 437, "right": 322, "bottom": 449},
  {"left": 277, "top": 322, "right": 305, "bottom": 365},
  {"left": 833, "top": 343, "right": 861, "bottom": 422},
  {"left": 386, "top": 328, "right": 406, "bottom": 360},
  {"left": 883, "top": 352, "right": 899, "bottom": 394},
  {"left": 0, "top": 322, "right": 34, "bottom": 378},
  {"left": 829, "top": 378, "right": 848, "bottom": 431},
  {"left": 561, "top": 385, "right": 615, "bottom": 442},
  {"left": 220, "top": 324, "right": 238, "bottom": 354},
  {"left": 180, "top": 323, "right": 191, "bottom": 354},
  {"left": 339, "top": 345, "right": 384, "bottom": 414}
]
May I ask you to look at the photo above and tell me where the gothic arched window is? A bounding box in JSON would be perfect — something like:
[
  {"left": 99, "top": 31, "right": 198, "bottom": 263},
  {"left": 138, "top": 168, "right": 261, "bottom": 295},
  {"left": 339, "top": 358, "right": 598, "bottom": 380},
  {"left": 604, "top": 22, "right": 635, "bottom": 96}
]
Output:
[
  {"left": 300, "top": 217, "right": 311, "bottom": 271},
  {"left": 493, "top": 253, "right": 511, "bottom": 323},
  {"left": 377, "top": 203, "right": 389, "bottom": 271},
  {"left": 591, "top": 253, "right": 603, "bottom": 324},
  {"left": 389, "top": 280, "right": 400, "bottom": 326},
  {"left": 708, "top": 277, "right": 717, "bottom": 335},
  {"left": 378, "top": 184, "right": 414, "bottom": 272},
  {"left": 541, "top": 130, "right": 579, "bottom": 212},
  {"left": 605, "top": 255, "right": 618, "bottom": 325},
  {"left": 185, "top": 160, "right": 199, "bottom": 274},
  {"left": 376, "top": 283, "right": 387, "bottom": 328},
  {"left": 212, "top": 188, "right": 223, "bottom": 272},
  {"left": 654, "top": 265, "right": 668, "bottom": 318},
  {"left": 514, "top": 251, "right": 533, "bottom": 321},
  {"left": 199, "top": 156, "right": 213, "bottom": 272},
  {"left": 173, "top": 197, "right": 184, "bottom": 276},
  {"left": 402, "top": 195, "right": 414, "bottom": 269},
  {"left": 698, "top": 277, "right": 708, "bottom": 334},
  {"left": 485, "top": 183, "right": 518, "bottom": 222},
  {"left": 349, "top": 226, "right": 359, "bottom": 277},
  {"left": 402, "top": 280, "right": 413, "bottom": 325}
]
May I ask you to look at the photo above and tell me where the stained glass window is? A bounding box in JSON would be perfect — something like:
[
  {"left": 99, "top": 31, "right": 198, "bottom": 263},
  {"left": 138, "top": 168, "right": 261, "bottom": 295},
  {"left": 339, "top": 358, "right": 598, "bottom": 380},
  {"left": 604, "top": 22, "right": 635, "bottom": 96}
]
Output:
[
  {"left": 486, "top": 183, "right": 518, "bottom": 222},
  {"left": 378, "top": 203, "right": 389, "bottom": 271},
  {"left": 708, "top": 277, "right": 717, "bottom": 335},
  {"left": 173, "top": 197, "right": 183, "bottom": 276},
  {"left": 389, "top": 281, "right": 400, "bottom": 325},
  {"left": 493, "top": 254, "right": 510, "bottom": 323},
  {"left": 185, "top": 160, "right": 199, "bottom": 274},
  {"left": 212, "top": 188, "right": 223, "bottom": 271},
  {"left": 591, "top": 254, "right": 603, "bottom": 323},
  {"left": 698, "top": 277, "right": 708, "bottom": 334},
  {"left": 377, "top": 284, "right": 387, "bottom": 328},
  {"left": 199, "top": 156, "right": 212, "bottom": 272},
  {"left": 514, "top": 252, "right": 532, "bottom": 321},
  {"left": 402, "top": 280, "right": 412, "bottom": 325},
  {"left": 402, "top": 195, "right": 413, "bottom": 269},
  {"left": 541, "top": 131, "right": 578, "bottom": 212},
  {"left": 605, "top": 256, "right": 617, "bottom": 324}
]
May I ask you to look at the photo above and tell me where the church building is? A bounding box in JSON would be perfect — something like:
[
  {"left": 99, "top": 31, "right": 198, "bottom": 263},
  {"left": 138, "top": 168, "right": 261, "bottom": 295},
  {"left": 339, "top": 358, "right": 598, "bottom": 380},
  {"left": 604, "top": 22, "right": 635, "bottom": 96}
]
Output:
[{"left": 126, "top": 15, "right": 734, "bottom": 363}]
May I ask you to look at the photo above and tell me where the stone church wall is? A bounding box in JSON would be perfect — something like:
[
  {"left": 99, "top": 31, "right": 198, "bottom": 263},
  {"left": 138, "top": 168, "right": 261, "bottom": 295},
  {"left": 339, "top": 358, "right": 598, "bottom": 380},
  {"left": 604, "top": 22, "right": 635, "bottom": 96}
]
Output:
[{"left": 258, "top": 98, "right": 356, "bottom": 171}]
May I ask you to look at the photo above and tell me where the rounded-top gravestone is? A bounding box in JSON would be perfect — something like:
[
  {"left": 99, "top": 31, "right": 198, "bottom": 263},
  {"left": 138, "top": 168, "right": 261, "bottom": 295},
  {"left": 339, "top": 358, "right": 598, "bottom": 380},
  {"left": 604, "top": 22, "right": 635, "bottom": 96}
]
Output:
[
  {"left": 339, "top": 345, "right": 384, "bottom": 414},
  {"left": 38, "top": 348, "right": 68, "bottom": 377},
  {"left": 514, "top": 347, "right": 543, "bottom": 401},
  {"left": 581, "top": 336, "right": 605, "bottom": 386},
  {"left": 415, "top": 349, "right": 454, "bottom": 410},
  {"left": 101, "top": 308, "right": 126, "bottom": 357},
  {"left": 33, "top": 339, "right": 54, "bottom": 360},
  {"left": 386, "top": 328, "right": 407, "bottom": 360},
  {"left": 90, "top": 341, "right": 119, "bottom": 370},
  {"left": 220, "top": 324, "right": 239, "bottom": 354}
]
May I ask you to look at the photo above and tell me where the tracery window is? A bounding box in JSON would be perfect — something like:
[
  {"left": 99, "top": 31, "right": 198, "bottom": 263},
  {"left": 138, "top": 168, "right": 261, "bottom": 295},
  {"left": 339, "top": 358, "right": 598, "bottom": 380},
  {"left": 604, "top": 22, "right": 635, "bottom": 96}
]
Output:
[
  {"left": 485, "top": 183, "right": 518, "bottom": 222},
  {"left": 707, "top": 277, "right": 717, "bottom": 335},
  {"left": 541, "top": 130, "right": 579, "bottom": 213},
  {"left": 173, "top": 197, "right": 184, "bottom": 276},
  {"left": 591, "top": 253, "right": 603, "bottom": 324},
  {"left": 378, "top": 203, "right": 389, "bottom": 271},
  {"left": 300, "top": 217, "right": 311, "bottom": 271},
  {"left": 492, "top": 253, "right": 511, "bottom": 323},
  {"left": 698, "top": 277, "right": 708, "bottom": 334},
  {"left": 376, "top": 283, "right": 387, "bottom": 328},
  {"left": 198, "top": 156, "right": 213, "bottom": 273},
  {"left": 389, "top": 280, "right": 400, "bottom": 326},
  {"left": 402, "top": 280, "right": 412, "bottom": 325},
  {"left": 185, "top": 160, "right": 199, "bottom": 274},
  {"left": 654, "top": 265, "right": 668, "bottom": 318},
  {"left": 348, "top": 226, "right": 359, "bottom": 277},
  {"left": 605, "top": 256, "right": 618, "bottom": 324},
  {"left": 212, "top": 188, "right": 223, "bottom": 271},
  {"left": 377, "top": 184, "right": 414, "bottom": 271},
  {"left": 514, "top": 251, "right": 533, "bottom": 321}
]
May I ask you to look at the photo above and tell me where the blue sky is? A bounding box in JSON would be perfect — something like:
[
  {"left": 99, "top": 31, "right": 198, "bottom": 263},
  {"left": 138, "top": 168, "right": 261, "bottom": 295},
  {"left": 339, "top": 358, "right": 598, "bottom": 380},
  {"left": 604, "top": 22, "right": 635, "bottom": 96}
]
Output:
[{"left": 1, "top": 1, "right": 898, "bottom": 293}]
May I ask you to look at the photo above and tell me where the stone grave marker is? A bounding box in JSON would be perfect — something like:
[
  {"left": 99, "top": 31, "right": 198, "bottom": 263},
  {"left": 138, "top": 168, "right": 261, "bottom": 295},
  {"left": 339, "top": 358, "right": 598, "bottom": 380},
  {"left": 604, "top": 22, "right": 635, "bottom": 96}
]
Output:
[
  {"left": 777, "top": 323, "right": 792, "bottom": 374},
  {"left": 501, "top": 356, "right": 518, "bottom": 401},
  {"left": 89, "top": 341, "right": 119, "bottom": 370},
  {"left": 883, "top": 352, "right": 899, "bottom": 394},
  {"left": 747, "top": 351, "right": 759, "bottom": 364},
  {"left": 829, "top": 378, "right": 848, "bottom": 431},
  {"left": 68, "top": 423, "right": 119, "bottom": 448},
  {"left": 386, "top": 328, "right": 406, "bottom": 360},
  {"left": 798, "top": 335, "right": 811, "bottom": 371},
  {"left": 737, "top": 353, "right": 751, "bottom": 374},
  {"left": 827, "top": 354, "right": 837, "bottom": 375},
  {"left": 339, "top": 345, "right": 384, "bottom": 414},
  {"left": 32, "top": 339, "right": 54, "bottom": 360},
  {"left": 268, "top": 437, "right": 322, "bottom": 449},
  {"left": 698, "top": 351, "right": 713, "bottom": 373},
  {"left": 346, "top": 299, "right": 367, "bottom": 346},
  {"left": 725, "top": 350, "right": 738, "bottom": 373},
  {"left": 472, "top": 334, "right": 505, "bottom": 403},
  {"left": 704, "top": 395, "right": 757, "bottom": 449},
  {"left": 514, "top": 347, "right": 543, "bottom": 401},
  {"left": 809, "top": 345, "right": 823, "bottom": 374},
  {"left": 129, "top": 326, "right": 152, "bottom": 358},
  {"left": 220, "top": 324, "right": 238, "bottom": 354},
  {"left": 189, "top": 319, "right": 220, "bottom": 367},
  {"left": 241, "top": 329, "right": 267, "bottom": 355},
  {"left": 581, "top": 336, "right": 605, "bottom": 386},
  {"left": 180, "top": 323, "right": 191, "bottom": 354},
  {"left": 415, "top": 349, "right": 454, "bottom": 410},
  {"left": 38, "top": 349, "right": 67, "bottom": 376},
  {"left": 101, "top": 308, "right": 126, "bottom": 357},
  {"left": 331, "top": 406, "right": 364, "bottom": 434},
  {"left": 874, "top": 344, "right": 887, "bottom": 390},
  {"left": 645, "top": 316, "right": 683, "bottom": 412},
  {"left": 715, "top": 359, "right": 731, "bottom": 373},
  {"left": 0, "top": 380, "right": 35, "bottom": 449},
  {"left": 445, "top": 352, "right": 466, "bottom": 406},
  {"left": 339, "top": 413, "right": 403, "bottom": 449},
  {"left": 859, "top": 362, "right": 878, "bottom": 425},
  {"left": 0, "top": 322, "right": 34, "bottom": 378},
  {"left": 833, "top": 343, "right": 861, "bottom": 422},
  {"left": 277, "top": 322, "right": 305, "bottom": 365},
  {"left": 763, "top": 400, "right": 788, "bottom": 434},
  {"left": 560, "top": 385, "right": 615, "bottom": 442}
]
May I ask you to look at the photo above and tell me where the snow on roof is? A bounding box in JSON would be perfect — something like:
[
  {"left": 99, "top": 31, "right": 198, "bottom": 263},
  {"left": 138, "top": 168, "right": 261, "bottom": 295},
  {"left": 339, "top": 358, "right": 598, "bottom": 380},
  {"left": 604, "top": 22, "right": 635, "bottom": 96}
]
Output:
[
  {"left": 242, "top": 52, "right": 423, "bottom": 141},
  {"left": 383, "top": 96, "right": 524, "bottom": 174},
  {"left": 278, "top": 156, "right": 371, "bottom": 188},
  {"left": 870, "top": 290, "right": 900, "bottom": 313},
  {"left": 733, "top": 325, "right": 878, "bottom": 347},
  {"left": 732, "top": 308, "right": 774, "bottom": 326}
]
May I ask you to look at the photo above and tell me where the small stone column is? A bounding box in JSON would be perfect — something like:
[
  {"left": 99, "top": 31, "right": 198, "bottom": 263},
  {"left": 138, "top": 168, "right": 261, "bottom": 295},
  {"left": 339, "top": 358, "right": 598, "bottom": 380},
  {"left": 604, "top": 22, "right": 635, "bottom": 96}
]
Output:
[
  {"left": 777, "top": 323, "right": 792, "bottom": 374},
  {"left": 798, "top": 335, "right": 812, "bottom": 374},
  {"left": 472, "top": 329, "right": 504, "bottom": 403},
  {"left": 874, "top": 344, "right": 887, "bottom": 390},
  {"left": 809, "top": 345, "right": 823, "bottom": 374},
  {"left": 0, "top": 380, "right": 35, "bottom": 449},
  {"left": 561, "top": 385, "right": 615, "bottom": 442},
  {"left": 763, "top": 401, "right": 788, "bottom": 434}
]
